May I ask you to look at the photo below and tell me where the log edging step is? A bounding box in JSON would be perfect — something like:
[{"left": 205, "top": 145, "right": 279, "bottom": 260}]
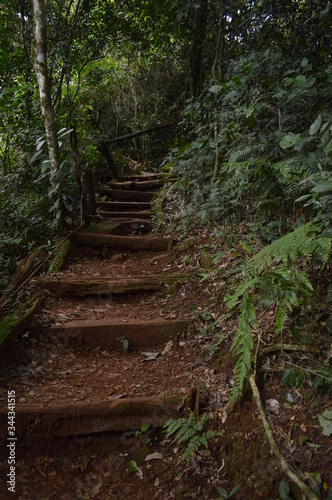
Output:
[
  {"left": 0, "top": 397, "right": 182, "bottom": 445},
  {"left": 99, "top": 201, "right": 152, "bottom": 211},
  {"left": 37, "top": 273, "right": 190, "bottom": 297},
  {"left": 71, "top": 232, "right": 173, "bottom": 251},
  {"left": 99, "top": 188, "right": 155, "bottom": 202},
  {"left": 44, "top": 317, "right": 193, "bottom": 349},
  {"left": 98, "top": 210, "right": 154, "bottom": 219}
]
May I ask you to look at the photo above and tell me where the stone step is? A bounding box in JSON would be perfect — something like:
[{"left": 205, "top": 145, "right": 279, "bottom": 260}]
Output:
[
  {"left": 37, "top": 273, "right": 190, "bottom": 297},
  {"left": 0, "top": 396, "right": 181, "bottom": 446},
  {"left": 71, "top": 232, "right": 173, "bottom": 251},
  {"left": 99, "top": 188, "right": 155, "bottom": 202},
  {"left": 99, "top": 210, "right": 154, "bottom": 219},
  {"left": 44, "top": 317, "right": 193, "bottom": 349},
  {"left": 99, "top": 201, "right": 152, "bottom": 212}
]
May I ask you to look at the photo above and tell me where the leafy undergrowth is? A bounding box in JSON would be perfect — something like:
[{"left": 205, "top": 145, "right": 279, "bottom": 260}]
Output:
[{"left": 156, "top": 188, "right": 332, "bottom": 499}]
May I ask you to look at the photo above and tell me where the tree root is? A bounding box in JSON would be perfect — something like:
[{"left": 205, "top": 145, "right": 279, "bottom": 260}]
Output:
[
  {"left": 259, "top": 343, "right": 308, "bottom": 359},
  {"left": 249, "top": 374, "right": 320, "bottom": 500}
]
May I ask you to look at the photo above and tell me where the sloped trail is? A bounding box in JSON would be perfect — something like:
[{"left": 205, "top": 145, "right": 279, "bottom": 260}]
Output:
[{"left": 0, "top": 171, "right": 227, "bottom": 499}]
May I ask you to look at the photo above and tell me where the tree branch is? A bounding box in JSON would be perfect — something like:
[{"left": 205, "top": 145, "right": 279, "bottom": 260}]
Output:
[{"left": 104, "top": 123, "right": 174, "bottom": 144}]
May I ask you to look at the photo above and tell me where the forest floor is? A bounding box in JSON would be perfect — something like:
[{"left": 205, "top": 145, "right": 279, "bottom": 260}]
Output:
[{"left": 0, "top": 176, "right": 331, "bottom": 500}]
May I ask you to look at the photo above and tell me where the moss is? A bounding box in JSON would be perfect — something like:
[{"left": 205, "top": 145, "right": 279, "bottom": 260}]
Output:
[
  {"left": 154, "top": 185, "right": 169, "bottom": 223},
  {"left": 47, "top": 239, "right": 71, "bottom": 275},
  {"left": 176, "top": 239, "right": 195, "bottom": 252},
  {"left": 0, "top": 293, "right": 42, "bottom": 345}
]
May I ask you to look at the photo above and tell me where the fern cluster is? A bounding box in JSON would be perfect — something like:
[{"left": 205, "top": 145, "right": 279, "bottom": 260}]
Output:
[
  {"left": 163, "top": 411, "right": 222, "bottom": 464},
  {"left": 226, "top": 222, "right": 331, "bottom": 401}
]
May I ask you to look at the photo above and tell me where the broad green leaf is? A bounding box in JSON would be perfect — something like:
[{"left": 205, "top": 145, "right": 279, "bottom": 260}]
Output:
[
  {"left": 223, "top": 90, "right": 238, "bottom": 102},
  {"left": 283, "top": 368, "right": 297, "bottom": 387},
  {"left": 209, "top": 85, "right": 222, "bottom": 93},
  {"left": 280, "top": 134, "right": 301, "bottom": 149},
  {"left": 309, "top": 114, "right": 322, "bottom": 135},
  {"left": 279, "top": 479, "right": 290, "bottom": 499},
  {"left": 294, "top": 75, "right": 307, "bottom": 88},
  {"left": 301, "top": 57, "right": 309, "bottom": 67}
]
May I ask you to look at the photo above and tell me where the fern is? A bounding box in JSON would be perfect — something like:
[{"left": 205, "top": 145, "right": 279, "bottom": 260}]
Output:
[
  {"left": 164, "top": 411, "right": 222, "bottom": 464},
  {"left": 226, "top": 221, "right": 331, "bottom": 401},
  {"left": 229, "top": 293, "right": 256, "bottom": 401}
]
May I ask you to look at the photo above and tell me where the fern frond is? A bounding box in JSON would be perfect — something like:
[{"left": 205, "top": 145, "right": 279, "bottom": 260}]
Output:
[{"left": 230, "top": 294, "right": 256, "bottom": 400}]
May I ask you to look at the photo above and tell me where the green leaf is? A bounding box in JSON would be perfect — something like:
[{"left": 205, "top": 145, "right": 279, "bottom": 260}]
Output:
[
  {"left": 141, "top": 422, "right": 151, "bottom": 433},
  {"left": 280, "top": 134, "right": 301, "bottom": 149},
  {"left": 229, "top": 484, "right": 241, "bottom": 496},
  {"left": 209, "top": 85, "right": 222, "bottom": 93},
  {"left": 279, "top": 479, "right": 290, "bottom": 499},
  {"left": 223, "top": 90, "right": 238, "bottom": 102},
  {"left": 123, "top": 339, "right": 129, "bottom": 351},
  {"left": 245, "top": 105, "right": 255, "bottom": 117},
  {"left": 293, "top": 75, "right": 307, "bottom": 88},
  {"left": 301, "top": 57, "right": 309, "bottom": 67},
  {"left": 283, "top": 368, "right": 297, "bottom": 387},
  {"left": 216, "top": 486, "right": 228, "bottom": 498},
  {"left": 309, "top": 114, "right": 322, "bottom": 135},
  {"left": 127, "top": 460, "right": 138, "bottom": 472},
  {"left": 319, "top": 409, "right": 332, "bottom": 436}
]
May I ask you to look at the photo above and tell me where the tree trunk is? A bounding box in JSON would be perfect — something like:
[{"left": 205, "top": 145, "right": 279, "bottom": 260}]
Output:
[
  {"left": 97, "top": 141, "right": 119, "bottom": 179},
  {"left": 190, "top": 0, "right": 208, "bottom": 97},
  {"left": 32, "top": 0, "right": 59, "bottom": 169},
  {"left": 32, "top": 0, "right": 65, "bottom": 226}
]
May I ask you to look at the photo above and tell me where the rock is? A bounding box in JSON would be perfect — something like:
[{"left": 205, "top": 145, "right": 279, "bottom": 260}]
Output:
[{"left": 200, "top": 253, "right": 214, "bottom": 269}]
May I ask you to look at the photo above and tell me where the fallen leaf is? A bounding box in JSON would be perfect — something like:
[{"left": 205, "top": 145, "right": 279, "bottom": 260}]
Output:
[
  {"left": 141, "top": 352, "right": 160, "bottom": 362},
  {"left": 145, "top": 453, "right": 163, "bottom": 461},
  {"left": 266, "top": 399, "right": 280, "bottom": 414}
]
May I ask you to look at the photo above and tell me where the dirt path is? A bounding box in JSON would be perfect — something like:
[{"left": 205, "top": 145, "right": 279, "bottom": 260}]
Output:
[
  {"left": 1, "top": 173, "right": 330, "bottom": 500},
  {"left": 0, "top": 173, "right": 228, "bottom": 499}
]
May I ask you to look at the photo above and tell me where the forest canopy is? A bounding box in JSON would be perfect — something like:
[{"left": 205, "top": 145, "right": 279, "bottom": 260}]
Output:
[{"left": 0, "top": 0, "right": 331, "bottom": 287}]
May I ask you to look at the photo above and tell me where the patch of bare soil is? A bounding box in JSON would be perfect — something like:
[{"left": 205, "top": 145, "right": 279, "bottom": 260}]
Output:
[{"left": 0, "top": 188, "right": 331, "bottom": 500}]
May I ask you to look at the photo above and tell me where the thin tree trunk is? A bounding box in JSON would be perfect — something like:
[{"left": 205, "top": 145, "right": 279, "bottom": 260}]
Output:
[
  {"left": 32, "top": 0, "right": 64, "bottom": 226},
  {"left": 32, "top": 0, "right": 60, "bottom": 169},
  {"left": 190, "top": 0, "right": 208, "bottom": 97},
  {"left": 212, "top": 0, "right": 225, "bottom": 83}
]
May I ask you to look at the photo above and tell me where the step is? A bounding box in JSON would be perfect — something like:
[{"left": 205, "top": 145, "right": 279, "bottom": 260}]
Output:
[
  {"left": 99, "top": 201, "right": 152, "bottom": 212},
  {"left": 82, "top": 219, "right": 153, "bottom": 235},
  {"left": 71, "top": 232, "right": 173, "bottom": 251},
  {"left": 37, "top": 274, "right": 190, "bottom": 297},
  {"left": 99, "top": 210, "right": 154, "bottom": 219},
  {"left": 0, "top": 396, "right": 181, "bottom": 445},
  {"left": 99, "top": 188, "right": 155, "bottom": 202},
  {"left": 110, "top": 179, "right": 167, "bottom": 191},
  {"left": 44, "top": 318, "right": 193, "bottom": 349},
  {"left": 120, "top": 173, "right": 167, "bottom": 181}
]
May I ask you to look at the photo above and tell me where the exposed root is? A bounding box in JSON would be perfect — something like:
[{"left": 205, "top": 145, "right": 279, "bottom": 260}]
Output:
[{"left": 249, "top": 374, "right": 320, "bottom": 500}]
